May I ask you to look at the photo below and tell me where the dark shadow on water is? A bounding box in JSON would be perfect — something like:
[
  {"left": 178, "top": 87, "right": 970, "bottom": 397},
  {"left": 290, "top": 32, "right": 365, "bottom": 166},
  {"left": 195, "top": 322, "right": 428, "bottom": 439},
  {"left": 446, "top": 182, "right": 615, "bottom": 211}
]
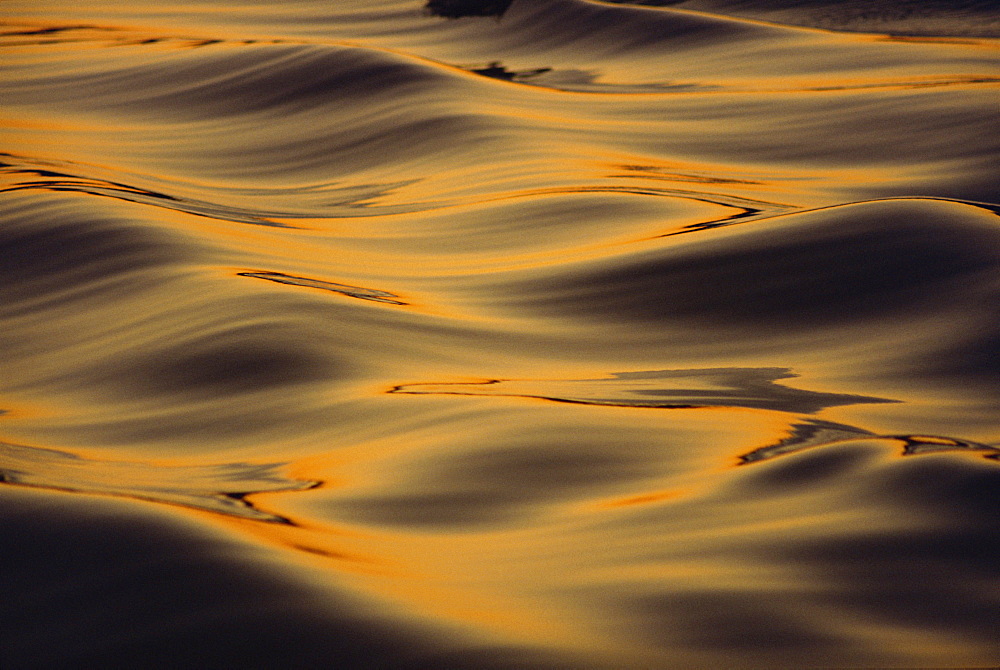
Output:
[
  {"left": 602, "top": 0, "right": 685, "bottom": 5},
  {"left": 779, "top": 455, "right": 1000, "bottom": 649},
  {"left": 0, "top": 488, "right": 570, "bottom": 669},
  {"left": 426, "top": 0, "right": 514, "bottom": 19},
  {"left": 114, "top": 331, "right": 344, "bottom": 398},
  {"left": 0, "top": 192, "right": 191, "bottom": 315},
  {"left": 638, "top": 590, "right": 846, "bottom": 656},
  {"left": 649, "top": 443, "right": 1000, "bottom": 663},
  {"left": 327, "top": 428, "right": 663, "bottom": 529},
  {"left": 469, "top": 61, "right": 552, "bottom": 82},
  {"left": 505, "top": 200, "right": 1000, "bottom": 334}
]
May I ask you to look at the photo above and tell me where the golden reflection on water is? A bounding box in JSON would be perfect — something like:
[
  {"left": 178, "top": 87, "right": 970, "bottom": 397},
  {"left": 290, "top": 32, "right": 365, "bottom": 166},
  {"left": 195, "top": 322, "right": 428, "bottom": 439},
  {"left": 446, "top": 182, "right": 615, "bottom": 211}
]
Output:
[{"left": 2, "top": 0, "right": 1000, "bottom": 666}]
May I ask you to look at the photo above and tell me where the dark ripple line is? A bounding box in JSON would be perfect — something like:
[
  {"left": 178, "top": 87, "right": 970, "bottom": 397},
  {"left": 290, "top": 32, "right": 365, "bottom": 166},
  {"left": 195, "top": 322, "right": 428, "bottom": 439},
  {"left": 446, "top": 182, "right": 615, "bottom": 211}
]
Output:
[
  {"left": 0, "top": 156, "right": 420, "bottom": 225},
  {"left": 389, "top": 368, "right": 897, "bottom": 414},
  {"left": 239, "top": 271, "right": 407, "bottom": 305},
  {"left": 672, "top": 194, "right": 1000, "bottom": 235},
  {"left": 0, "top": 181, "right": 301, "bottom": 228},
  {"left": 740, "top": 419, "right": 1000, "bottom": 464},
  {"left": 0, "top": 441, "right": 319, "bottom": 523}
]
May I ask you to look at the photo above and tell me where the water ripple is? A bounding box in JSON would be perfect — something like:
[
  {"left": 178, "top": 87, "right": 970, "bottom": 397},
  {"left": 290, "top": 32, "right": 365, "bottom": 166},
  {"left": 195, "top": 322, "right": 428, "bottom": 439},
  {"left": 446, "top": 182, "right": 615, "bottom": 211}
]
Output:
[{"left": 2, "top": 0, "right": 999, "bottom": 666}]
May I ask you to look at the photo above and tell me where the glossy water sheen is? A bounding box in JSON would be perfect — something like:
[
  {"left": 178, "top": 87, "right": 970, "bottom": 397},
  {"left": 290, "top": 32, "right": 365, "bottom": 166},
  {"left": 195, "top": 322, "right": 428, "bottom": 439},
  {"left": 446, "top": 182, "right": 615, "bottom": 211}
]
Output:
[{"left": 1, "top": 1, "right": 999, "bottom": 667}]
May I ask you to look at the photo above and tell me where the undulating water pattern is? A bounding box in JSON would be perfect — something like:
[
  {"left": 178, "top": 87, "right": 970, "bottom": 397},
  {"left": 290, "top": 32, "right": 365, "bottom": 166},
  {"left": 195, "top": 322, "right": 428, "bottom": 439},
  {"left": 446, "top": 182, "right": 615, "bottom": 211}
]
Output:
[{"left": 2, "top": 1, "right": 999, "bottom": 667}]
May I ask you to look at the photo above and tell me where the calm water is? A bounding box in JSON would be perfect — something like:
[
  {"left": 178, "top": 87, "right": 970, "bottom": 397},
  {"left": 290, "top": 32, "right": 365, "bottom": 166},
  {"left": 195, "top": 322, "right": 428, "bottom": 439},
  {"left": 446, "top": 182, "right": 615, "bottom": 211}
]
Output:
[{"left": 2, "top": 1, "right": 999, "bottom": 667}]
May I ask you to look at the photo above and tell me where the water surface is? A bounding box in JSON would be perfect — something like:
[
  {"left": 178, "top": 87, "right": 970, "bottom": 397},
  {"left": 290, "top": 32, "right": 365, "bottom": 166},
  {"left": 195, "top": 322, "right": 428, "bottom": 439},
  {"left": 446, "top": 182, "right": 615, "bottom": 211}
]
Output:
[{"left": 2, "top": 0, "right": 999, "bottom": 667}]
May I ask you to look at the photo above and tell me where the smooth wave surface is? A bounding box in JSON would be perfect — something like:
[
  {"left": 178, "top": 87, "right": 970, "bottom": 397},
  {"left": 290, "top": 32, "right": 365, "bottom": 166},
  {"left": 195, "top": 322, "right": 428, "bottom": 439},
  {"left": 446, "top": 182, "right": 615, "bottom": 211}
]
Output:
[{"left": 2, "top": 0, "right": 999, "bottom": 667}]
